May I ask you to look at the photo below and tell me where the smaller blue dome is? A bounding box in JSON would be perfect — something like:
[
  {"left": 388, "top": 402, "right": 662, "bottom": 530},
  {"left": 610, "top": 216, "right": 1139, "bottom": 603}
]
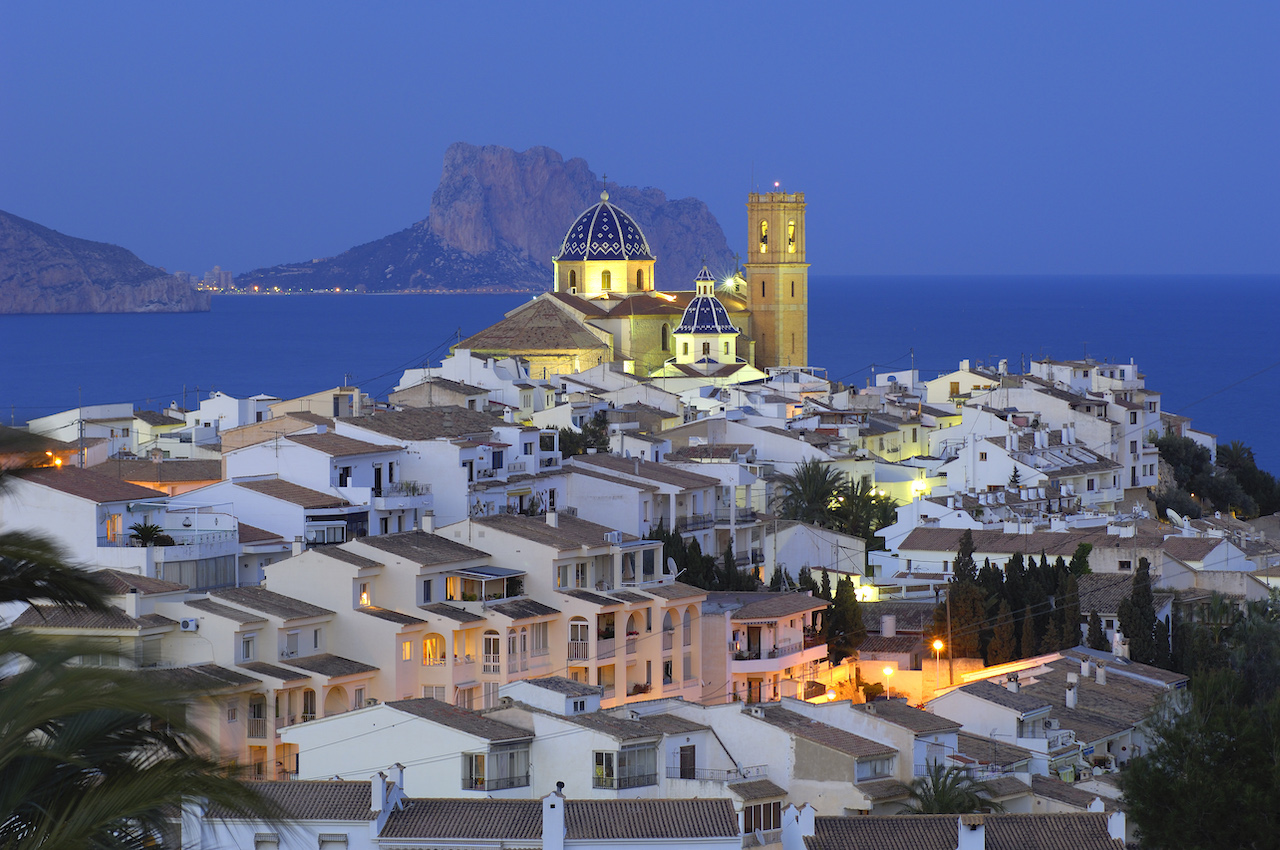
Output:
[{"left": 675, "top": 294, "right": 738, "bottom": 335}]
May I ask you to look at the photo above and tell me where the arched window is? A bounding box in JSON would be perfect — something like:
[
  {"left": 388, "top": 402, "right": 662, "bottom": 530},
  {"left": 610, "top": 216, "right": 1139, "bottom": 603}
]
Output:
[
  {"left": 636, "top": 269, "right": 644, "bottom": 289},
  {"left": 422, "top": 634, "right": 445, "bottom": 666},
  {"left": 661, "top": 323, "right": 670, "bottom": 351},
  {"left": 759, "top": 220, "right": 768, "bottom": 253},
  {"left": 569, "top": 270, "right": 576, "bottom": 291},
  {"left": 601, "top": 270, "right": 611, "bottom": 291},
  {"left": 724, "top": 341, "right": 730, "bottom": 355},
  {"left": 702, "top": 342, "right": 711, "bottom": 357},
  {"left": 682, "top": 608, "right": 693, "bottom": 647},
  {"left": 302, "top": 689, "right": 317, "bottom": 722},
  {"left": 662, "top": 611, "right": 675, "bottom": 652},
  {"left": 787, "top": 220, "right": 796, "bottom": 253}
]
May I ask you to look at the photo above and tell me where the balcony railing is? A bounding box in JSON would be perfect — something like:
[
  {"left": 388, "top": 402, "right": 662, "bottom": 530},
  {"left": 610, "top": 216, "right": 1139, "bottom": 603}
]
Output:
[
  {"left": 467, "top": 773, "right": 531, "bottom": 791},
  {"left": 626, "top": 636, "right": 637, "bottom": 655},
  {"left": 568, "top": 640, "right": 591, "bottom": 661},
  {"left": 247, "top": 717, "right": 268, "bottom": 739},
  {"left": 594, "top": 773, "right": 659, "bottom": 790},
  {"left": 539, "top": 456, "right": 560, "bottom": 468},
  {"left": 662, "top": 631, "right": 674, "bottom": 652},
  {"left": 385, "top": 480, "right": 430, "bottom": 496},
  {"left": 750, "top": 548, "right": 765, "bottom": 564},
  {"left": 482, "top": 653, "right": 501, "bottom": 674},
  {"left": 597, "top": 637, "right": 616, "bottom": 660},
  {"left": 767, "top": 641, "right": 803, "bottom": 659},
  {"left": 714, "top": 506, "right": 758, "bottom": 522},
  {"left": 506, "top": 461, "right": 527, "bottom": 473},
  {"left": 675, "top": 513, "right": 714, "bottom": 532},
  {"left": 666, "top": 764, "right": 767, "bottom": 782},
  {"left": 733, "top": 648, "right": 762, "bottom": 661},
  {"left": 914, "top": 764, "right": 1005, "bottom": 780},
  {"left": 743, "top": 828, "right": 782, "bottom": 847}
]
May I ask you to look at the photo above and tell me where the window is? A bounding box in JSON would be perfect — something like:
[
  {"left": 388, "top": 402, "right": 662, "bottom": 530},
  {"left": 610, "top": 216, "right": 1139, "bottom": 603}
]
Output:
[
  {"left": 761, "top": 280, "right": 767, "bottom": 297},
  {"left": 354, "top": 687, "right": 366, "bottom": 708},
  {"left": 573, "top": 699, "right": 586, "bottom": 713},
  {"left": 338, "top": 466, "right": 351, "bottom": 487},
  {"left": 949, "top": 381, "right": 960, "bottom": 397},
  {"left": 856, "top": 757, "right": 894, "bottom": 781},
  {"left": 226, "top": 704, "right": 238, "bottom": 723},
  {"left": 979, "top": 452, "right": 987, "bottom": 461},
  {"left": 313, "top": 628, "right": 320, "bottom": 649},
  {"left": 423, "top": 634, "right": 445, "bottom": 665},
  {"left": 593, "top": 751, "right": 615, "bottom": 788},
  {"left": 1119, "top": 560, "right": 1132, "bottom": 571},
  {"left": 422, "top": 579, "right": 432, "bottom": 604},
  {"left": 523, "top": 441, "right": 533, "bottom": 456},
  {"left": 241, "top": 634, "right": 255, "bottom": 662},
  {"left": 1147, "top": 401, "right": 1157, "bottom": 412},
  {"left": 724, "top": 341, "right": 730, "bottom": 355},
  {"left": 702, "top": 342, "right": 711, "bottom": 357},
  {"left": 601, "top": 270, "right": 611, "bottom": 290},
  {"left": 744, "top": 801, "right": 782, "bottom": 835},
  {"left": 569, "top": 270, "right": 576, "bottom": 290},
  {"left": 661, "top": 324, "right": 670, "bottom": 351},
  {"left": 531, "top": 622, "right": 549, "bottom": 656},
  {"left": 1130, "top": 440, "right": 1138, "bottom": 454},
  {"left": 636, "top": 269, "right": 644, "bottom": 289},
  {"left": 912, "top": 427, "right": 918, "bottom": 442},
  {"left": 284, "top": 631, "right": 299, "bottom": 658},
  {"left": 423, "top": 685, "right": 445, "bottom": 700},
  {"left": 358, "top": 582, "right": 370, "bottom": 607},
  {"left": 619, "top": 743, "right": 658, "bottom": 788},
  {"left": 759, "top": 220, "right": 768, "bottom": 253},
  {"left": 787, "top": 219, "right": 796, "bottom": 253},
  {"left": 1130, "top": 412, "right": 1138, "bottom": 425},
  {"left": 790, "top": 281, "right": 795, "bottom": 297},
  {"left": 402, "top": 640, "right": 412, "bottom": 662},
  {"left": 1087, "top": 479, "right": 1096, "bottom": 491}
]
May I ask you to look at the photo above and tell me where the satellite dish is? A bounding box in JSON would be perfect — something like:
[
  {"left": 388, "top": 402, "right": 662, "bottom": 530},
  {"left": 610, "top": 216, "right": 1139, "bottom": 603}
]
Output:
[
  {"left": 1165, "top": 508, "right": 1183, "bottom": 527},
  {"left": 755, "top": 830, "right": 766, "bottom": 846},
  {"left": 666, "top": 557, "right": 678, "bottom": 576}
]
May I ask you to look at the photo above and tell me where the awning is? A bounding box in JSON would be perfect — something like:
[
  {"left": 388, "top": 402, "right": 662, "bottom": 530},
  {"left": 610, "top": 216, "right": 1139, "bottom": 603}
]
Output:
[{"left": 452, "top": 566, "right": 525, "bottom": 580}]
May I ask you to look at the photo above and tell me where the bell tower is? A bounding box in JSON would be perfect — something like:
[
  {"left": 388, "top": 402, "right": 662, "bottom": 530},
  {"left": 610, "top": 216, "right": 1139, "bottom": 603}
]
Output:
[{"left": 743, "top": 190, "right": 808, "bottom": 368}]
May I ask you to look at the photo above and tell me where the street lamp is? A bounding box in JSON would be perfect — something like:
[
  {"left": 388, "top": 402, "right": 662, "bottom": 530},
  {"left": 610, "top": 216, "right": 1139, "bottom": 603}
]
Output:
[{"left": 932, "top": 639, "right": 944, "bottom": 687}]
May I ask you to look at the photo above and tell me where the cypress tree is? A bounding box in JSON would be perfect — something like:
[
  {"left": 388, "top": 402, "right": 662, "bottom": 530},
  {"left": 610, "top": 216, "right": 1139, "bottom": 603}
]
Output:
[
  {"left": 1087, "top": 610, "right": 1108, "bottom": 651},
  {"left": 819, "top": 568, "right": 833, "bottom": 601},
  {"left": 988, "top": 599, "right": 1017, "bottom": 665},
  {"left": 1060, "top": 573, "right": 1082, "bottom": 648},
  {"left": 1020, "top": 605, "right": 1036, "bottom": 658},
  {"left": 1119, "top": 558, "right": 1157, "bottom": 663},
  {"left": 953, "top": 529, "right": 978, "bottom": 583}
]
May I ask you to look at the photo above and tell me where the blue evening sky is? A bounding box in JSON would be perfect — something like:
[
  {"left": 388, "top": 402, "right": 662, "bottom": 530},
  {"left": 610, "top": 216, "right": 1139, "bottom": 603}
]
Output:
[{"left": 2, "top": 3, "right": 1277, "bottom": 276}]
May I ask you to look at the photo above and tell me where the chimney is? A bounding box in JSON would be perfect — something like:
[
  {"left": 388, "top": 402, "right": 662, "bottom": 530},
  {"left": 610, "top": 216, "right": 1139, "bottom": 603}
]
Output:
[
  {"left": 292, "top": 535, "right": 304, "bottom": 556},
  {"left": 633, "top": 457, "right": 640, "bottom": 476},
  {"left": 420, "top": 511, "right": 435, "bottom": 534},
  {"left": 1107, "top": 811, "right": 1127, "bottom": 843},
  {"left": 1066, "top": 682, "right": 1077, "bottom": 710},
  {"left": 1095, "top": 662, "right": 1107, "bottom": 686},
  {"left": 957, "top": 814, "right": 986, "bottom": 850},
  {"left": 545, "top": 511, "right": 559, "bottom": 528},
  {"left": 1080, "top": 658, "right": 1091, "bottom": 677},
  {"left": 1005, "top": 673, "right": 1020, "bottom": 694},
  {"left": 881, "top": 614, "right": 896, "bottom": 638},
  {"left": 541, "top": 782, "right": 567, "bottom": 850},
  {"left": 392, "top": 762, "right": 405, "bottom": 790},
  {"left": 781, "top": 803, "right": 816, "bottom": 850},
  {"left": 371, "top": 771, "right": 387, "bottom": 813}
]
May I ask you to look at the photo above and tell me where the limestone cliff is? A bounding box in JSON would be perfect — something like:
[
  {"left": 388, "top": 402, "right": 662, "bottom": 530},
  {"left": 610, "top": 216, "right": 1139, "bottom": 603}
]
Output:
[
  {"left": 238, "top": 143, "right": 735, "bottom": 293},
  {"left": 0, "top": 210, "right": 209, "bottom": 314}
]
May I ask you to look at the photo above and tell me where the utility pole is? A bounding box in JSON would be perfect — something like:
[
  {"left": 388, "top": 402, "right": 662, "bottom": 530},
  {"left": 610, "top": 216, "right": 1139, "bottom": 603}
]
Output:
[{"left": 946, "top": 585, "right": 955, "bottom": 685}]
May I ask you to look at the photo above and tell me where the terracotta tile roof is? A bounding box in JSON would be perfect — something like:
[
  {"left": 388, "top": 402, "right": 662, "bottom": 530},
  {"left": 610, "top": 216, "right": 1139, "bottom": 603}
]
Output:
[
  {"left": 146, "top": 663, "right": 259, "bottom": 691},
  {"left": 565, "top": 798, "right": 739, "bottom": 840},
  {"left": 561, "top": 710, "right": 678, "bottom": 741},
  {"left": 729, "top": 778, "right": 787, "bottom": 801},
  {"left": 238, "top": 661, "right": 309, "bottom": 682},
  {"left": 458, "top": 297, "right": 612, "bottom": 354},
  {"left": 282, "top": 653, "right": 377, "bottom": 678},
  {"left": 286, "top": 432, "right": 400, "bottom": 457},
  {"left": 381, "top": 799, "right": 539, "bottom": 841},
  {"left": 388, "top": 698, "right": 531, "bottom": 739},
  {"left": 730, "top": 593, "right": 827, "bottom": 621},
  {"left": 861, "top": 600, "right": 938, "bottom": 633},
  {"left": 570, "top": 453, "right": 720, "bottom": 489},
  {"left": 184, "top": 598, "right": 266, "bottom": 624},
  {"left": 548, "top": 290, "right": 610, "bottom": 317},
  {"left": 809, "top": 813, "right": 1123, "bottom": 850},
  {"left": 984, "top": 775, "right": 1035, "bottom": 798},
  {"left": 1078, "top": 573, "right": 1174, "bottom": 618},
  {"left": 354, "top": 530, "right": 489, "bottom": 565},
  {"left": 567, "top": 465, "right": 661, "bottom": 493},
  {"left": 956, "top": 680, "right": 1052, "bottom": 714},
  {"left": 132, "top": 409, "right": 184, "bottom": 426},
  {"left": 641, "top": 581, "right": 707, "bottom": 600},
  {"left": 1161, "top": 535, "right": 1226, "bottom": 562},
  {"left": 637, "top": 713, "right": 710, "bottom": 735},
  {"left": 852, "top": 700, "right": 962, "bottom": 734},
  {"left": 12, "top": 604, "right": 158, "bottom": 630},
  {"left": 394, "top": 375, "right": 488, "bottom": 397},
  {"left": 487, "top": 598, "right": 561, "bottom": 620},
  {"left": 753, "top": 706, "right": 898, "bottom": 759},
  {"left": 13, "top": 466, "right": 168, "bottom": 503},
  {"left": 609, "top": 590, "right": 650, "bottom": 603},
  {"left": 1031, "top": 774, "right": 1117, "bottom": 810},
  {"left": 93, "top": 458, "right": 222, "bottom": 483},
  {"left": 210, "top": 586, "right": 334, "bottom": 620},
  {"left": 96, "top": 569, "right": 188, "bottom": 595},
  {"left": 420, "top": 602, "right": 486, "bottom": 623},
  {"left": 205, "top": 780, "right": 374, "bottom": 821},
  {"left": 0, "top": 424, "right": 75, "bottom": 455},
  {"left": 358, "top": 606, "right": 427, "bottom": 625},
  {"left": 238, "top": 522, "right": 283, "bottom": 544},
  {"left": 898, "top": 526, "right": 1165, "bottom": 559},
  {"left": 1060, "top": 648, "right": 1189, "bottom": 687},
  {"left": 857, "top": 635, "right": 923, "bottom": 654},
  {"left": 234, "top": 478, "right": 350, "bottom": 509},
  {"left": 314, "top": 545, "right": 382, "bottom": 570},
  {"left": 857, "top": 777, "right": 910, "bottom": 801},
  {"left": 955, "top": 731, "right": 1035, "bottom": 768},
  {"left": 558, "top": 588, "right": 621, "bottom": 607},
  {"left": 475, "top": 512, "right": 638, "bottom": 549},
  {"left": 521, "top": 676, "right": 601, "bottom": 697}
]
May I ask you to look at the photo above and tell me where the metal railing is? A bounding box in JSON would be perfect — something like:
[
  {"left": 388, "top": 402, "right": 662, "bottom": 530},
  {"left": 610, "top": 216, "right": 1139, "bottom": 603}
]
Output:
[
  {"left": 714, "top": 506, "right": 758, "bottom": 522},
  {"left": 675, "top": 513, "right": 714, "bottom": 532},
  {"left": 539, "top": 456, "right": 560, "bottom": 468},
  {"left": 594, "top": 773, "right": 659, "bottom": 790},
  {"left": 666, "top": 765, "right": 767, "bottom": 783},
  {"left": 626, "top": 637, "right": 637, "bottom": 655},
  {"left": 662, "top": 631, "right": 674, "bottom": 651},
  {"left": 467, "top": 773, "right": 531, "bottom": 791},
  {"left": 385, "top": 479, "right": 430, "bottom": 496},
  {"left": 750, "top": 548, "right": 765, "bottom": 564},
  {"left": 568, "top": 640, "right": 591, "bottom": 661},
  {"left": 768, "top": 641, "right": 803, "bottom": 659}
]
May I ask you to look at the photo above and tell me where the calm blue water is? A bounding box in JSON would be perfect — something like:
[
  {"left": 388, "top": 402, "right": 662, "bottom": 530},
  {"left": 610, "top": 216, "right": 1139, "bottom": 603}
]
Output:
[{"left": 3, "top": 275, "right": 1278, "bottom": 471}]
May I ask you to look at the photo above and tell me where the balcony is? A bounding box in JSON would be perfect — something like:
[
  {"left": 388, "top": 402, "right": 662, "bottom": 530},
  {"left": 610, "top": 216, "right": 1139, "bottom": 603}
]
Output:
[
  {"left": 626, "top": 636, "right": 637, "bottom": 655},
  {"left": 482, "top": 653, "right": 501, "bottom": 674},
  {"left": 665, "top": 764, "right": 767, "bottom": 782},
  {"left": 539, "top": 456, "right": 560, "bottom": 469},
  {"left": 568, "top": 640, "right": 591, "bottom": 661},
  {"left": 714, "top": 506, "right": 758, "bottom": 523},
  {"left": 662, "top": 631, "right": 674, "bottom": 652},
  {"left": 675, "top": 513, "right": 714, "bottom": 533},
  {"left": 247, "top": 717, "right": 268, "bottom": 739},
  {"left": 767, "top": 641, "right": 803, "bottom": 659},
  {"left": 373, "top": 480, "right": 432, "bottom": 511},
  {"left": 597, "top": 636, "right": 616, "bottom": 660},
  {"left": 750, "top": 548, "right": 765, "bottom": 564},
  {"left": 594, "top": 773, "right": 659, "bottom": 790},
  {"left": 743, "top": 829, "right": 782, "bottom": 848},
  {"left": 507, "top": 461, "right": 527, "bottom": 473},
  {"left": 474, "top": 773, "right": 531, "bottom": 791}
]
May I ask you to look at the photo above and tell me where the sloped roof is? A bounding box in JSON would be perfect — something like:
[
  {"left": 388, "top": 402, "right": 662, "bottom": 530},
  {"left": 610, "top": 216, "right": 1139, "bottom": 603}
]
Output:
[
  {"left": 238, "top": 522, "right": 284, "bottom": 544},
  {"left": 359, "top": 606, "right": 427, "bottom": 625},
  {"left": 420, "top": 602, "right": 486, "bottom": 623},
  {"left": 381, "top": 799, "right": 540, "bottom": 841},
  {"left": 808, "top": 813, "right": 1123, "bottom": 850},
  {"left": 898, "top": 526, "right": 1165, "bottom": 559},
  {"left": 1161, "top": 535, "right": 1227, "bottom": 562},
  {"left": 475, "top": 512, "right": 638, "bottom": 550},
  {"left": 729, "top": 778, "right": 787, "bottom": 801},
  {"left": 184, "top": 598, "right": 266, "bottom": 624},
  {"left": 234, "top": 478, "right": 350, "bottom": 509},
  {"left": 487, "top": 598, "right": 561, "bottom": 620},
  {"left": 851, "top": 700, "right": 962, "bottom": 734},
  {"left": 459, "top": 297, "right": 611, "bottom": 354},
  {"left": 238, "top": 661, "right": 309, "bottom": 682},
  {"left": 96, "top": 569, "right": 187, "bottom": 595},
  {"left": 12, "top": 604, "right": 167, "bottom": 631},
  {"left": 314, "top": 545, "right": 382, "bottom": 570},
  {"left": 641, "top": 581, "right": 707, "bottom": 600},
  {"left": 145, "top": 663, "right": 260, "bottom": 691},
  {"left": 730, "top": 593, "right": 827, "bottom": 621},
  {"left": 956, "top": 680, "right": 1052, "bottom": 714},
  {"left": 342, "top": 405, "right": 504, "bottom": 441},
  {"left": 282, "top": 653, "right": 377, "bottom": 678},
  {"left": 387, "top": 698, "right": 531, "bottom": 740},
  {"left": 354, "top": 530, "right": 488, "bottom": 565},
  {"left": 205, "top": 780, "right": 373, "bottom": 821},
  {"left": 94, "top": 458, "right": 222, "bottom": 483},
  {"left": 13, "top": 466, "right": 166, "bottom": 503},
  {"left": 1031, "top": 774, "right": 1117, "bottom": 811},
  {"left": 520, "top": 676, "right": 601, "bottom": 697},
  {"left": 210, "top": 586, "right": 334, "bottom": 620},
  {"left": 955, "top": 731, "right": 1035, "bottom": 768},
  {"left": 753, "top": 706, "right": 898, "bottom": 759},
  {"left": 286, "top": 432, "right": 400, "bottom": 457},
  {"left": 571, "top": 453, "right": 719, "bottom": 489}
]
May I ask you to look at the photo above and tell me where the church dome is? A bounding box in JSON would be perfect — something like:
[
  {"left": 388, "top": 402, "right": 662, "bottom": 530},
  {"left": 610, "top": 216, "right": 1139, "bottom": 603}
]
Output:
[
  {"left": 554, "top": 190, "right": 656, "bottom": 262},
  {"left": 675, "top": 277, "right": 739, "bottom": 335}
]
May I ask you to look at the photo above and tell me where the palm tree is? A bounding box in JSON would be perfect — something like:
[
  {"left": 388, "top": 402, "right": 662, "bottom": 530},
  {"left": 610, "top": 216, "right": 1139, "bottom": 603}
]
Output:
[
  {"left": 0, "top": 441, "right": 278, "bottom": 847},
  {"left": 897, "top": 762, "right": 1006, "bottom": 814},
  {"left": 128, "top": 521, "right": 175, "bottom": 547},
  {"left": 833, "top": 479, "right": 897, "bottom": 546},
  {"left": 773, "top": 457, "right": 845, "bottom": 527}
]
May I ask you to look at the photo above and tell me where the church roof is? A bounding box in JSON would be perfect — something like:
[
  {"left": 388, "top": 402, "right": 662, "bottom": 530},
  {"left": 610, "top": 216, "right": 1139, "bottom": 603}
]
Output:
[
  {"left": 458, "top": 298, "right": 610, "bottom": 354},
  {"left": 675, "top": 294, "right": 739, "bottom": 335},
  {"left": 554, "top": 192, "right": 655, "bottom": 262}
]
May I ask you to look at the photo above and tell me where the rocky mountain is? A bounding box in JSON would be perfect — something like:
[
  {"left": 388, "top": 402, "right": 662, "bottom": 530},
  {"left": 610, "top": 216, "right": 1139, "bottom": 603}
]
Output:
[
  {"left": 0, "top": 210, "right": 209, "bottom": 314},
  {"left": 237, "top": 143, "right": 736, "bottom": 293}
]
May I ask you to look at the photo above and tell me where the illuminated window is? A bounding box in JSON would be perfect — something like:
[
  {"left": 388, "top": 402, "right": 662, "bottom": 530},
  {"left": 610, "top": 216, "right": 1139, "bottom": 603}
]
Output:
[
  {"left": 636, "top": 269, "right": 644, "bottom": 289},
  {"left": 401, "top": 640, "right": 412, "bottom": 662},
  {"left": 787, "top": 220, "right": 796, "bottom": 253},
  {"left": 358, "top": 582, "right": 370, "bottom": 607},
  {"left": 724, "top": 341, "right": 730, "bottom": 355},
  {"left": 601, "top": 270, "right": 611, "bottom": 290},
  {"left": 661, "top": 324, "right": 669, "bottom": 351},
  {"left": 759, "top": 220, "right": 768, "bottom": 253},
  {"left": 682, "top": 342, "right": 689, "bottom": 356}
]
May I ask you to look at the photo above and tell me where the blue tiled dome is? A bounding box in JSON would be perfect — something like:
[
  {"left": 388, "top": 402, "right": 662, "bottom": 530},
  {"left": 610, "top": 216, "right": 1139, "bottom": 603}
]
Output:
[
  {"left": 675, "top": 294, "right": 738, "bottom": 335},
  {"left": 554, "top": 191, "right": 655, "bottom": 262}
]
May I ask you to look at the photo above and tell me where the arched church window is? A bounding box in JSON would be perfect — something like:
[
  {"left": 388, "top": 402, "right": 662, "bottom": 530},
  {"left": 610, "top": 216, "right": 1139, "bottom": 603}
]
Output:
[
  {"left": 682, "top": 342, "right": 689, "bottom": 356},
  {"left": 601, "top": 270, "right": 611, "bottom": 291},
  {"left": 724, "top": 341, "right": 730, "bottom": 355},
  {"left": 636, "top": 269, "right": 644, "bottom": 289},
  {"left": 787, "top": 220, "right": 796, "bottom": 253},
  {"left": 661, "top": 324, "right": 670, "bottom": 351},
  {"left": 702, "top": 342, "right": 711, "bottom": 357},
  {"left": 569, "top": 270, "right": 576, "bottom": 291},
  {"left": 759, "top": 220, "right": 768, "bottom": 253}
]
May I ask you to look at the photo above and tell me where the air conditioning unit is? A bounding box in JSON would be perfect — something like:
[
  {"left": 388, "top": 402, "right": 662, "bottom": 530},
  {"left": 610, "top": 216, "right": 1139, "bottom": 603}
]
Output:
[
  {"left": 365, "top": 698, "right": 379, "bottom": 706},
  {"left": 280, "top": 649, "right": 297, "bottom": 658},
  {"left": 603, "top": 531, "right": 622, "bottom": 544},
  {"left": 1045, "top": 718, "right": 1060, "bottom": 730},
  {"left": 179, "top": 618, "right": 199, "bottom": 632}
]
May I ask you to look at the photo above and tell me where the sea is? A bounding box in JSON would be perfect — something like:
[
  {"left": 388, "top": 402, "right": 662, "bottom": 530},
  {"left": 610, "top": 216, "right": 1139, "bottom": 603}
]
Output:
[{"left": 3, "top": 274, "right": 1278, "bottom": 472}]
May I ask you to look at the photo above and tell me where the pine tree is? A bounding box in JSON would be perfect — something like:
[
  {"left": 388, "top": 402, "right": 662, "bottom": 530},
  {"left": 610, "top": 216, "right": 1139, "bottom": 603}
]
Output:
[
  {"left": 1020, "top": 605, "right": 1036, "bottom": 658},
  {"left": 797, "top": 567, "right": 816, "bottom": 594},
  {"left": 987, "top": 599, "right": 1017, "bottom": 665},
  {"left": 1087, "top": 611, "right": 1109, "bottom": 651},
  {"left": 1068, "top": 542, "right": 1093, "bottom": 576},
  {"left": 769, "top": 566, "right": 784, "bottom": 591},
  {"left": 819, "top": 568, "right": 833, "bottom": 601}
]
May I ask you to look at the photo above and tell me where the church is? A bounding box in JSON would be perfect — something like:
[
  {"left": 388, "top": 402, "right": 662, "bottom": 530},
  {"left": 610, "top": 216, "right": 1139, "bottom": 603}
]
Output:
[{"left": 456, "top": 188, "right": 810, "bottom": 380}]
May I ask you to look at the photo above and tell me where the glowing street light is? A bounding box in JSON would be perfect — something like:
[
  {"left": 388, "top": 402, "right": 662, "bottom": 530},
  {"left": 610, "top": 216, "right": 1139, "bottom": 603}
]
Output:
[
  {"left": 882, "top": 666, "right": 894, "bottom": 678},
  {"left": 932, "top": 639, "right": 944, "bottom": 686}
]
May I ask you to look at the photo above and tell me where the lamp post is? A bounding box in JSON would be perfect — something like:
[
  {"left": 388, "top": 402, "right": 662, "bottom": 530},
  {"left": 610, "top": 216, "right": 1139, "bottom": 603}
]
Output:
[{"left": 932, "top": 639, "right": 944, "bottom": 692}]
